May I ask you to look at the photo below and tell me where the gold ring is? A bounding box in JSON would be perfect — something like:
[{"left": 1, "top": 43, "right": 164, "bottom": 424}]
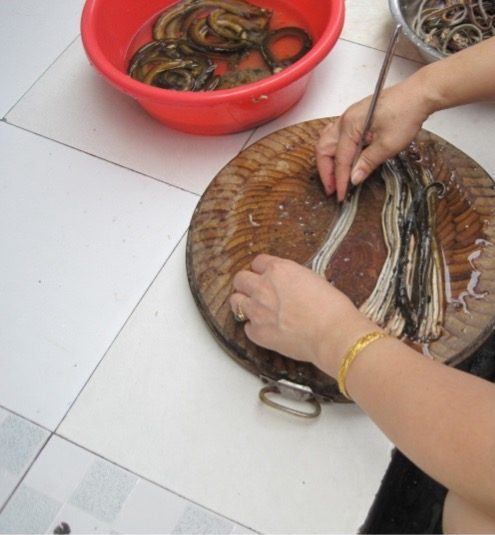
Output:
[{"left": 233, "top": 303, "right": 247, "bottom": 322}]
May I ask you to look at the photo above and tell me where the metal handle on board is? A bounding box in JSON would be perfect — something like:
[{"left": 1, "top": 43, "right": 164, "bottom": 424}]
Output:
[{"left": 259, "top": 378, "right": 322, "bottom": 418}]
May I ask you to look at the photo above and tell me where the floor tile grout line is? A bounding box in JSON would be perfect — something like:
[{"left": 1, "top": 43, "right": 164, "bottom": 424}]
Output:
[
  {"left": 1, "top": 33, "right": 421, "bottom": 128},
  {"left": 52, "top": 230, "right": 188, "bottom": 437},
  {"left": 50, "top": 433, "right": 261, "bottom": 533},
  {"left": 0, "top": 36, "right": 422, "bottom": 201},
  {"left": 0, "top": 432, "right": 53, "bottom": 517},
  {"left": 43, "top": 221, "right": 259, "bottom": 531},
  {"left": 0, "top": 120, "right": 202, "bottom": 199},
  {"left": 0, "top": 114, "right": 255, "bottom": 531},
  {"left": 241, "top": 128, "right": 257, "bottom": 150},
  {"left": 339, "top": 36, "right": 425, "bottom": 66},
  {"left": 2, "top": 35, "right": 81, "bottom": 121},
  {"left": 0, "top": 128, "right": 260, "bottom": 528},
  {"left": 0, "top": 405, "right": 53, "bottom": 435},
  {"left": 0, "top": 415, "right": 258, "bottom": 533}
]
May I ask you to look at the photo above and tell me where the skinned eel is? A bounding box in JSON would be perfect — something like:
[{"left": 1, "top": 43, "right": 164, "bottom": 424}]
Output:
[{"left": 311, "top": 148, "right": 445, "bottom": 343}]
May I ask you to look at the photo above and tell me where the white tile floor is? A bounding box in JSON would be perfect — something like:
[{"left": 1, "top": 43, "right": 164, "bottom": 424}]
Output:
[{"left": 1, "top": 1, "right": 494, "bottom": 534}]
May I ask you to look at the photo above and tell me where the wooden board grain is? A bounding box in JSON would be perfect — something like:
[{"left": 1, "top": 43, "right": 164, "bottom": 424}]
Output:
[{"left": 186, "top": 118, "right": 495, "bottom": 402}]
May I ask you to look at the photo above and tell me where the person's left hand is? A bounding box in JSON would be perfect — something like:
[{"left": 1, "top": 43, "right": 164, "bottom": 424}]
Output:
[{"left": 229, "top": 254, "right": 375, "bottom": 376}]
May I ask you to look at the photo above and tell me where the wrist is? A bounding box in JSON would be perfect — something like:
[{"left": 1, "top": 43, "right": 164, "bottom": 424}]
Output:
[
  {"left": 400, "top": 67, "right": 442, "bottom": 119},
  {"left": 337, "top": 331, "right": 389, "bottom": 399},
  {"left": 314, "top": 314, "right": 380, "bottom": 378}
]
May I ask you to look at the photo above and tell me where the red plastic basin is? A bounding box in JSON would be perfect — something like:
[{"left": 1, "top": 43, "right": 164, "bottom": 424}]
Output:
[{"left": 81, "top": 0, "right": 345, "bottom": 135}]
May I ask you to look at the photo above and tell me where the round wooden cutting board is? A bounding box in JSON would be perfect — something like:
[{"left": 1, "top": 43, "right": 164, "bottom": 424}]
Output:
[{"left": 186, "top": 118, "right": 495, "bottom": 403}]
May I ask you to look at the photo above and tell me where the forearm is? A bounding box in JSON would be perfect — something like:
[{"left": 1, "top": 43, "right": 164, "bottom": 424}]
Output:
[
  {"left": 229, "top": 254, "right": 495, "bottom": 519},
  {"left": 327, "top": 335, "right": 495, "bottom": 518},
  {"left": 404, "top": 36, "right": 495, "bottom": 115}
]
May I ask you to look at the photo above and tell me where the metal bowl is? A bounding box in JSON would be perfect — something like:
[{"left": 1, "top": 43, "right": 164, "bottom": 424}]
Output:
[{"left": 388, "top": 0, "right": 446, "bottom": 62}]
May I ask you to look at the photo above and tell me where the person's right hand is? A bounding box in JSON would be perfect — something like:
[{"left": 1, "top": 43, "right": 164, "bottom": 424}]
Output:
[{"left": 316, "top": 82, "right": 431, "bottom": 201}]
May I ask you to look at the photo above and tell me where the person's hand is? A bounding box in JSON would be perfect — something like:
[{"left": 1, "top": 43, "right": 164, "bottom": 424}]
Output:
[
  {"left": 316, "top": 83, "right": 431, "bottom": 202},
  {"left": 229, "top": 254, "right": 376, "bottom": 376}
]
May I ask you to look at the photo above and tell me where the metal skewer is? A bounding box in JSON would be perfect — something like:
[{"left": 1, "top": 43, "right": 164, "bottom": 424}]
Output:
[{"left": 344, "top": 24, "right": 402, "bottom": 200}]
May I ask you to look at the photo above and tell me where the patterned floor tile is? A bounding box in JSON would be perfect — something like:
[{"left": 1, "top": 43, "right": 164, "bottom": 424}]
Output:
[{"left": 0, "top": 409, "right": 49, "bottom": 509}]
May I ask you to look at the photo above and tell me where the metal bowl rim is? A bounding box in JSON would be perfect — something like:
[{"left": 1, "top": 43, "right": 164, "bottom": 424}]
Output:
[{"left": 388, "top": 0, "right": 445, "bottom": 62}]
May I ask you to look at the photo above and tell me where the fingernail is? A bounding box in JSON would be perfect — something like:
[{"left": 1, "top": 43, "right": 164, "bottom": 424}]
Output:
[
  {"left": 351, "top": 169, "right": 365, "bottom": 186},
  {"left": 323, "top": 175, "right": 335, "bottom": 196}
]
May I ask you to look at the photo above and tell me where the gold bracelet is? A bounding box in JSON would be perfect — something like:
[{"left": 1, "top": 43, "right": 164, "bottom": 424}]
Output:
[{"left": 337, "top": 331, "right": 388, "bottom": 400}]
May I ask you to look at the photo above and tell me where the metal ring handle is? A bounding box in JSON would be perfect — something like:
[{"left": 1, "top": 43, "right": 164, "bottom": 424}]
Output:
[{"left": 259, "top": 385, "right": 321, "bottom": 418}]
